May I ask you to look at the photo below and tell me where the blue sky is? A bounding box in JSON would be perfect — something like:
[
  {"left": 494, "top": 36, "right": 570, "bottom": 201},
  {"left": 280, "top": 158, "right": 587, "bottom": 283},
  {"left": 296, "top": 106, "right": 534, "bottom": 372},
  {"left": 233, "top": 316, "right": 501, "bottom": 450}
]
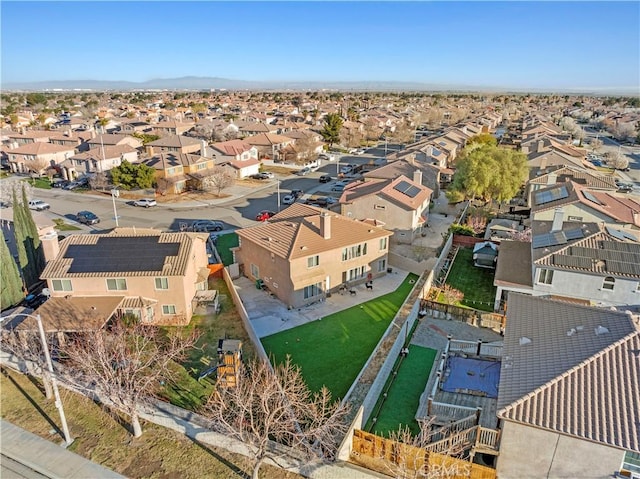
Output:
[{"left": 2, "top": 1, "right": 639, "bottom": 91}]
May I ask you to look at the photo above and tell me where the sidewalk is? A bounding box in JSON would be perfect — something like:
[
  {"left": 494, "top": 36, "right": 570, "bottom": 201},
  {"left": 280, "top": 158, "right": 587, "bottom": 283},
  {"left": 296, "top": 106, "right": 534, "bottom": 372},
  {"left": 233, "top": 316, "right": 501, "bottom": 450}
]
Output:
[{"left": 1, "top": 420, "right": 126, "bottom": 479}]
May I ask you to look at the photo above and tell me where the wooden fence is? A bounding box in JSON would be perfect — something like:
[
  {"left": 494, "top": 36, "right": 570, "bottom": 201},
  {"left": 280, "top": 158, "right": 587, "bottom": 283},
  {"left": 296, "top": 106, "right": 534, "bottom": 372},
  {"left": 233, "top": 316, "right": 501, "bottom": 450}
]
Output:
[{"left": 351, "top": 429, "right": 497, "bottom": 479}]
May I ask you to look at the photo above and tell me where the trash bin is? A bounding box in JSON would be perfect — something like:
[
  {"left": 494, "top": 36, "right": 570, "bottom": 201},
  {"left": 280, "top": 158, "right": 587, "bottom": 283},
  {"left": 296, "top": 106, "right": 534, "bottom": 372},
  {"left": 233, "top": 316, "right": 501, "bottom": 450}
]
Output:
[
  {"left": 256, "top": 279, "right": 264, "bottom": 290},
  {"left": 387, "top": 267, "right": 393, "bottom": 273}
]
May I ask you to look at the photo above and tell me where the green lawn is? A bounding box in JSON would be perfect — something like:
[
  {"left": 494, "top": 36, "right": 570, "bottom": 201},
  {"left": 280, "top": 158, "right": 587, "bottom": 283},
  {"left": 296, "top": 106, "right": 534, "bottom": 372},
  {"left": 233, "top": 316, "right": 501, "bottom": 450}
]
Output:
[
  {"left": 446, "top": 248, "right": 497, "bottom": 312},
  {"left": 261, "top": 273, "right": 419, "bottom": 399},
  {"left": 216, "top": 233, "right": 238, "bottom": 266},
  {"left": 29, "top": 177, "right": 53, "bottom": 189},
  {"left": 368, "top": 345, "right": 437, "bottom": 436}
]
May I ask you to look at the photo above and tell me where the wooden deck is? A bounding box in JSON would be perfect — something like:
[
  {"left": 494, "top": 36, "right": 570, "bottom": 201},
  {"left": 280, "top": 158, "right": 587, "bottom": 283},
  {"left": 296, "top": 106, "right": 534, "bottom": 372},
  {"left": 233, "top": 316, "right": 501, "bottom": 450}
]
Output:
[{"left": 433, "top": 390, "right": 498, "bottom": 429}]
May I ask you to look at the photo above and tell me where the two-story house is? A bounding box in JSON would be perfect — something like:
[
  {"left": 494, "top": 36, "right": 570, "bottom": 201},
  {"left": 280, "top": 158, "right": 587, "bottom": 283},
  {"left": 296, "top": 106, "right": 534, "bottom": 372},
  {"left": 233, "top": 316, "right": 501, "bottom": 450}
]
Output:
[
  {"left": 339, "top": 172, "right": 432, "bottom": 244},
  {"left": 62, "top": 144, "right": 138, "bottom": 179},
  {"left": 38, "top": 228, "right": 211, "bottom": 327},
  {"left": 210, "top": 139, "right": 260, "bottom": 178},
  {"left": 145, "top": 135, "right": 203, "bottom": 157},
  {"left": 234, "top": 204, "right": 393, "bottom": 308},
  {"left": 84, "top": 133, "right": 142, "bottom": 153},
  {"left": 497, "top": 293, "right": 640, "bottom": 479},
  {"left": 244, "top": 132, "right": 296, "bottom": 162},
  {"left": 7, "top": 142, "right": 77, "bottom": 175},
  {"left": 141, "top": 152, "right": 218, "bottom": 194}
]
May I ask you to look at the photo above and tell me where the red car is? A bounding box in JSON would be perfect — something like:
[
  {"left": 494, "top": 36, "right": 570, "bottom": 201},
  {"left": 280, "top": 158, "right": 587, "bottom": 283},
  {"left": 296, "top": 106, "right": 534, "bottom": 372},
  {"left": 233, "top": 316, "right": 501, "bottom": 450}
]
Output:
[{"left": 256, "top": 210, "right": 276, "bottom": 221}]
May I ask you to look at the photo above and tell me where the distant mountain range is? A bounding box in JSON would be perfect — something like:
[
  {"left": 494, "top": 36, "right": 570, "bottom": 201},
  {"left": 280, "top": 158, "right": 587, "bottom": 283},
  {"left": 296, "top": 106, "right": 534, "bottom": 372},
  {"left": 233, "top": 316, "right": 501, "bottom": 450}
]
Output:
[{"left": 2, "top": 76, "right": 638, "bottom": 95}]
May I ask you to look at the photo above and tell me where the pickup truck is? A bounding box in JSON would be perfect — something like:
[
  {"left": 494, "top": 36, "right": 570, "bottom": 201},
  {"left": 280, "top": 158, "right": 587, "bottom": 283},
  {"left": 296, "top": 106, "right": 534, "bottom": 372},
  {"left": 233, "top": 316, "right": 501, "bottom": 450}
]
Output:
[{"left": 28, "top": 199, "right": 51, "bottom": 211}]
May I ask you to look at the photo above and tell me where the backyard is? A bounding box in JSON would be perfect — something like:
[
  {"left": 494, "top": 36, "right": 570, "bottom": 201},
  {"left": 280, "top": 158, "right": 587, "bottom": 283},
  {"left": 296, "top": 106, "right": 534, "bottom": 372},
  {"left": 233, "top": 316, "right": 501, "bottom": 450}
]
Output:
[
  {"left": 444, "top": 248, "right": 497, "bottom": 312},
  {"left": 216, "top": 232, "right": 239, "bottom": 266},
  {"left": 366, "top": 345, "right": 437, "bottom": 436},
  {"left": 261, "top": 273, "right": 419, "bottom": 399}
]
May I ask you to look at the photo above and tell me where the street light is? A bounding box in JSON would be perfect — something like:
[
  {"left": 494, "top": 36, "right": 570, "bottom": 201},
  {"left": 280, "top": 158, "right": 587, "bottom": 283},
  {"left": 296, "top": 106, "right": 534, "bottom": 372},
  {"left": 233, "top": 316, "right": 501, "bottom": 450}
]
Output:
[
  {"left": 1, "top": 312, "right": 73, "bottom": 446},
  {"left": 111, "top": 187, "right": 120, "bottom": 227}
]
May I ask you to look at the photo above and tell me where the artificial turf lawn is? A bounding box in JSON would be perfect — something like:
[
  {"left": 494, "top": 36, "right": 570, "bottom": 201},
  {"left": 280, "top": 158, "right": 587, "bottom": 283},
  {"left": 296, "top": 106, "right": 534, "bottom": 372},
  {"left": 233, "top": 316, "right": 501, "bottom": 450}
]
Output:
[
  {"left": 369, "top": 345, "right": 437, "bottom": 436},
  {"left": 216, "top": 232, "right": 239, "bottom": 266},
  {"left": 261, "top": 273, "right": 419, "bottom": 399},
  {"left": 445, "top": 248, "right": 497, "bottom": 312}
]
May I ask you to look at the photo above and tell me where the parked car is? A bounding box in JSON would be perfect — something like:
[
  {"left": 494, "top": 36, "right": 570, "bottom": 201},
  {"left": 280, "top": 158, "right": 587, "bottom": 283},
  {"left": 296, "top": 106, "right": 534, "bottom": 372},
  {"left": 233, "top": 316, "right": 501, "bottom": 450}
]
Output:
[
  {"left": 134, "top": 198, "right": 157, "bottom": 208},
  {"left": 256, "top": 210, "right": 276, "bottom": 221},
  {"left": 617, "top": 184, "right": 634, "bottom": 193},
  {"left": 297, "top": 167, "right": 311, "bottom": 176},
  {"left": 354, "top": 148, "right": 366, "bottom": 155},
  {"left": 192, "top": 220, "right": 224, "bottom": 232},
  {"left": 331, "top": 184, "right": 346, "bottom": 192},
  {"left": 28, "top": 199, "right": 50, "bottom": 211},
  {"left": 590, "top": 160, "right": 603, "bottom": 167},
  {"left": 282, "top": 194, "right": 296, "bottom": 205},
  {"left": 250, "top": 172, "right": 270, "bottom": 180},
  {"left": 22, "top": 292, "right": 49, "bottom": 309},
  {"left": 291, "top": 189, "right": 304, "bottom": 199},
  {"left": 76, "top": 210, "right": 100, "bottom": 225},
  {"left": 63, "top": 177, "right": 89, "bottom": 190},
  {"left": 339, "top": 165, "right": 354, "bottom": 174},
  {"left": 261, "top": 171, "right": 274, "bottom": 178},
  {"left": 319, "top": 175, "right": 332, "bottom": 183},
  {"left": 52, "top": 179, "right": 70, "bottom": 189}
]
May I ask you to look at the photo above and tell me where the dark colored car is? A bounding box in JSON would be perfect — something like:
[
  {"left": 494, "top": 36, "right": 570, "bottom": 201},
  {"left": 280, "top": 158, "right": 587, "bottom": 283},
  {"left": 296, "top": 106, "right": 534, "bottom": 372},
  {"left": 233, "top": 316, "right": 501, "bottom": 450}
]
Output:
[
  {"left": 192, "top": 220, "right": 224, "bottom": 232},
  {"left": 76, "top": 210, "right": 100, "bottom": 225},
  {"left": 52, "top": 180, "right": 70, "bottom": 189},
  {"left": 291, "top": 189, "right": 304, "bottom": 199},
  {"left": 256, "top": 210, "right": 276, "bottom": 221},
  {"left": 250, "top": 172, "right": 270, "bottom": 180},
  {"left": 22, "top": 293, "right": 49, "bottom": 309},
  {"left": 319, "top": 175, "right": 332, "bottom": 183}
]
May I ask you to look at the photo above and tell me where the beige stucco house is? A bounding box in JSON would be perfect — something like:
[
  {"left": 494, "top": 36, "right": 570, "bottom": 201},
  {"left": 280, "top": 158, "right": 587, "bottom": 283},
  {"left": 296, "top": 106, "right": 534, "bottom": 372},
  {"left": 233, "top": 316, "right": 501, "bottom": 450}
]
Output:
[
  {"left": 234, "top": 204, "right": 393, "bottom": 308},
  {"left": 7, "top": 142, "right": 77, "bottom": 174},
  {"left": 339, "top": 172, "right": 432, "bottom": 244},
  {"left": 39, "top": 228, "right": 211, "bottom": 327}
]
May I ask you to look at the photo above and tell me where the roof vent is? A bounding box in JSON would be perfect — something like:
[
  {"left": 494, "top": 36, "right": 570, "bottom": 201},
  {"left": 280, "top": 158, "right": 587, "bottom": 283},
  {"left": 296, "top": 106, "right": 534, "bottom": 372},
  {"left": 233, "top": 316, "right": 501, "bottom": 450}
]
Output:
[
  {"left": 595, "top": 325, "right": 610, "bottom": 336},
  {"left": 566, "top": 328, "right": 576, "bottom": 337},
  {"left": 575, "top": 325, "right": 584, "bottom": 331},
  {"left": 519, "top": 337, "right": 532, "bottom": 346},
  {"left": 300, "top": 245, "right": 307, "bottom": 250}
]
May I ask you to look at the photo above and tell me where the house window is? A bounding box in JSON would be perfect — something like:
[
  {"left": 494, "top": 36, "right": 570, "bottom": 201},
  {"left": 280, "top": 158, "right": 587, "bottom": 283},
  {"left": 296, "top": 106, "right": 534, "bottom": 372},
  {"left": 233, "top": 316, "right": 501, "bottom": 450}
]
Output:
[
  {"left": 123, "top": 309, "right": 141, "bottom": 320},
  {"left": 345, "top": 266, "right": 366, "bottom": 282},
  {"left": 537, "top": 269, "right": 554, "bottom": 285},
  {"left": 379, "top": 237, "right": 387, "bottom": 251},
  {"left": 162, "top": 305, "right": 176, "bottom": 315},
  {"left": 567, "top": 215, "right": 583, "bottom": 222},
  {"left": 307, "top": 255, "right": 319, "bottom": 268},
  {"left": 52, "top": 279, "right": 72, "bottom": 291},
  {"left": 155, "top": 277, "right": 169, "bottom": 290},
  {"left": 602, "top": 276, "right": 615, "bottom": 290},
  {"left": 197, "top": 163, "right": 206, "bottom": 170},
  {"left": 622, "top": 451, "right": 640, "bottom": 476},
  {"left": 107, "top": 278, "right": 127, "bottom": 291},
  {"left": 374, "top": 205, "right": 386, "bottom": 210},
  {"left": 378, "top": 259, "right": 387, "bottom": 272},
  {"left": 167, "top": 167, "right": 175, "bottom": 175},
  {"left": 250, "top": 263, "right": 259, "bottom": 279},
  {"left": 341, "top": 243, "right": 368, "bottom": 261},
  {"left": 303, "top": 282, "right": 323, "bottom": 299}
]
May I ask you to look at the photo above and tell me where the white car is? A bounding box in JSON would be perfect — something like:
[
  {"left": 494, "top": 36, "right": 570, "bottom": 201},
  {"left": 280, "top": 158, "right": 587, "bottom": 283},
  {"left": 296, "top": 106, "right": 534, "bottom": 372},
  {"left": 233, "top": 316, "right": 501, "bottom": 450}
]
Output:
[
  {"left": 354, "top": 148, "right": 366, "bottom": 155},
  {"left": 339, "top": 165, "right": 353, "bottom": 174},
  {"left": 28, "top": 199, "right": 50, "bottom": 211},
  {"left": 134, "top": 198, "right": 157, "bottom": 208},
  {"left": 282, "top": 194, "right": 296, "bottom": 205}
]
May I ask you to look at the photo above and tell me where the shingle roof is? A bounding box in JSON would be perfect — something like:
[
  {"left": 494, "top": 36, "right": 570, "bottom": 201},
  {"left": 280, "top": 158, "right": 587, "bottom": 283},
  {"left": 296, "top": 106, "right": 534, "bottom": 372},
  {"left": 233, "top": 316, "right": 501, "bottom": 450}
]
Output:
[
  {"left": 529, "top": 165, "right": 617, "bottom": 190},
  {"left": 499, "top": 294, "right": 640, "bottom": 452},
  {"left": 493, "top": 240, "right": 533, "bottom": 288},
  {"left": 236, "top": 203, "right": 392, "bottom": 260},
  {"left": 40, "top": 229, "right": 208, "bottom": 278}
]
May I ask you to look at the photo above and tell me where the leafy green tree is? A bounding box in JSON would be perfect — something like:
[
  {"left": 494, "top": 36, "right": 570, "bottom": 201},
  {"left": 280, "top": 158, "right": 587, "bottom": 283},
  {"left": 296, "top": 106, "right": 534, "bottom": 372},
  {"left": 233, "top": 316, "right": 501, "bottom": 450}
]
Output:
[
  {"left": 320, "top": 113, "right": 343, "bottom": 147},
  {"left": 110, "top": 160, "right": 156, "bottom": 190},
  {"left": 25, "top": 93, "right": 47, "bottom": 107},
  {"left": 0, "top": 229, "right": 25, "bottom": 309},
  {"left": 21, "top": 185, "right": 45, "bottom": 278},
  {"left": 466, "top": 133, "right": 498, "bottom": 148},
  {"left": 448, "top": 144, "right": 527, "bottom": 204},
  {"left": 131, "top": 132, "right": 160, "bottom": 145}
]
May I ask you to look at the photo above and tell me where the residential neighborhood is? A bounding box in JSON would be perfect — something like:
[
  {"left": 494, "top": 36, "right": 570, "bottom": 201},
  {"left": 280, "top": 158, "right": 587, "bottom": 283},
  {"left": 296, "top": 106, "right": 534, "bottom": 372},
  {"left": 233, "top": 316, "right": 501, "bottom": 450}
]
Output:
[{"left": 1, "top": 2, "right": 640, "bottom": 478}]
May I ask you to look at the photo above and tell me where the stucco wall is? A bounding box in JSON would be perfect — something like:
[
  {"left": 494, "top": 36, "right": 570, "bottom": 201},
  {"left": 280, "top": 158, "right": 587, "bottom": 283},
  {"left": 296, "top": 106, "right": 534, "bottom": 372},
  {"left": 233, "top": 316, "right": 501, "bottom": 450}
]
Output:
[{"left": 497, "top": 421, "right": 624, "bottom": 479}]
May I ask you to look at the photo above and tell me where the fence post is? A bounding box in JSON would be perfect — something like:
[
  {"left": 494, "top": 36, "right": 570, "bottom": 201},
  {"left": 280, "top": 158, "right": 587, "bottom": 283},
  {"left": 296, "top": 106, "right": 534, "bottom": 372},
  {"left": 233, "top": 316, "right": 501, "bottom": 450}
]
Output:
[
  {"left": 476, "top": 339, "right": 483, "bottom": 356},
  {"left": 427, "top": 396, "right": 433, "bottom": 416},
  {"left": 475, "top": 407, "right": 483, "bottom": 426}
]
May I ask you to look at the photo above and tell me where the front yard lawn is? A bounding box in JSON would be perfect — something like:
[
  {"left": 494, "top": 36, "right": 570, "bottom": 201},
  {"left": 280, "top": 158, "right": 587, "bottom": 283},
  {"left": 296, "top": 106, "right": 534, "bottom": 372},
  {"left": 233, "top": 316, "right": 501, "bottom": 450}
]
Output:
[
  {"left": 261, "top": 273, "right": 419, "bottom": 399},
  {"left": 446, "top": 248, "right": 497, "bottom": 312}
]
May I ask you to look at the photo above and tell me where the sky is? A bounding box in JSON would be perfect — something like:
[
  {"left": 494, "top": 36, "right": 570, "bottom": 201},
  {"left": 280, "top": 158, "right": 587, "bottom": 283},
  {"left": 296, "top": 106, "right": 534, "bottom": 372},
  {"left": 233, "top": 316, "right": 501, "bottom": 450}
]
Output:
[{"left": 2, "top": 1, "right": 639, "bottom": 92}]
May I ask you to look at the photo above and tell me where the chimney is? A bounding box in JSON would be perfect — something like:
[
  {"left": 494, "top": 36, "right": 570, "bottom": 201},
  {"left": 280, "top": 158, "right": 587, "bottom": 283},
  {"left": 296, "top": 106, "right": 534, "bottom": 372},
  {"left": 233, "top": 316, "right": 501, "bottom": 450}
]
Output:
[
  {"left": 413, "top": 169, "right": 423, "bottom": 186},
  {"left": 147, "top": 145, "right": 155, "bottom": 157},
  {"left": 319, "top": 212, "right": 331, "bottom": 240},
  {"left": 537, "top": 140, "right": 544, "bottom": 152},
  {"left": 201, "top": 140, "right": 207, "bottom": 157},
  {"left": 547, "top": 172, "right": 557, "bottom": 185},
  {"left": 551, "top": 207, "right": 564, "bottom": 232}
]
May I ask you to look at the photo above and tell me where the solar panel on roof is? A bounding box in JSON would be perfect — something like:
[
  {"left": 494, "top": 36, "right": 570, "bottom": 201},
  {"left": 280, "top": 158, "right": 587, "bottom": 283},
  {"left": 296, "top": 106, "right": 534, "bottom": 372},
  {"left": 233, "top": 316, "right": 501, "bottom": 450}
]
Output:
[
  {"left": 605, "top": 227, "right": 639, "bottom": 243},
  {"left": 582, "top": 191, "right": 602, "bottom": 205},
  {"left": 393, "top": 180, "right": 421, "bottom": 198},
  {"left": 65, "top": 237, "right": 181, "bottom": 273},
  {"left": 532, "top": 232, "right": 568, "bottom": 249},
  {"left": 553, "top": 254, "right": 593, "bottom": 269},
  {"left": 606, "top": 260, "right": 640, "bottom": 276},
  {"left": 534, "top": 185, "right": 568, "bottom": 205},
  {"left": 564, "top": 228, "right": 585, "bottom": 240}
]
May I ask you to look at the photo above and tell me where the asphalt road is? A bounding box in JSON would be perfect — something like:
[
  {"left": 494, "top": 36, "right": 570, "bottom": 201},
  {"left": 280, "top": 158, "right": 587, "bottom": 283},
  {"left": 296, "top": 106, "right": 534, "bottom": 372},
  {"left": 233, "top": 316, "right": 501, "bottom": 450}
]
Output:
[
  {"left": 583, "top": 127, "right": 640, "bottom": 184},
  {"left": 1, "top": 454, "right": 50, "bottom": 479}
]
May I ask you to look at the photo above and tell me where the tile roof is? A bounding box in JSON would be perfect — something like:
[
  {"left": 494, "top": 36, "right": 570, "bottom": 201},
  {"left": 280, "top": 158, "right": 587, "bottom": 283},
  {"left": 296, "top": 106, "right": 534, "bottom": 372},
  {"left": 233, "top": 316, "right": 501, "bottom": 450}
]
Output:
[
  {"left": 142, "top": 152, "right": 202, "bottom": 170},
  {"left": 499, "top": 294, "right": 640, "bottom": 452},
  {"left": 8, "top": 142, "right": 75, "bottom": 155},
  {"left": 236, "top": 203, "right": 392, "bottom": 260},
  {"left": 244, "top": 132, "right": 293, "bottom": 146},
  {"left": 529, "top": 165, "right": 618, "bottom": 190},
  {"left": 147, "top": 135, "right": 201, "bottom": 148},
  {"left": 211, "top": 139, "right": 254, "bottom": 156},
  {"left": 40, "top": 228, "right": 208, "bottom": 278},
  {"left": 378, "top": 176, "right": 433, "bottom": 210},
  {"left": 87, "top": 134, "right": 135, "bottom": 146}
]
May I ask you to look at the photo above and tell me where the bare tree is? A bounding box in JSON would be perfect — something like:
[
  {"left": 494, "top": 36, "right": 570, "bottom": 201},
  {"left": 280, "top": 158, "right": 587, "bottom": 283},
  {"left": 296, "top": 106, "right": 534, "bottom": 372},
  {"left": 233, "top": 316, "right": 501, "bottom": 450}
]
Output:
[
  {"left": 203, "top": 166, "right": 235, "bottom": 197},
  {"left": 88, "top": 171, "right": 111, "bottom": 191},
  {"left": 27, "top": 157, "right": 51, "bottom": 177},
  {"left": 0, "top": 179, "right": 32, "bottom": 206},
  {"left": 63, "top": 318, "right": 197, "bottom": 437},
  {"left": 442, "top": 284, "right": 464, "bottom": 306},
  {"left": 590, "top": 137, "right": 603, "bottom": 153},
  {"left": 607, "top": 149, "right": 630, "bottom": 170},
  {"left": 293, "top": 135, "right": 320, "bottom": 164},
  {"left": 507, "top": 228, "right": 532, "bottom": 242},
  {"left": 202, "top": 357, "right": 350, "bottom": 479},
  {"left": 612, "top": 122, "right": 636, "bottom": 142}
]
